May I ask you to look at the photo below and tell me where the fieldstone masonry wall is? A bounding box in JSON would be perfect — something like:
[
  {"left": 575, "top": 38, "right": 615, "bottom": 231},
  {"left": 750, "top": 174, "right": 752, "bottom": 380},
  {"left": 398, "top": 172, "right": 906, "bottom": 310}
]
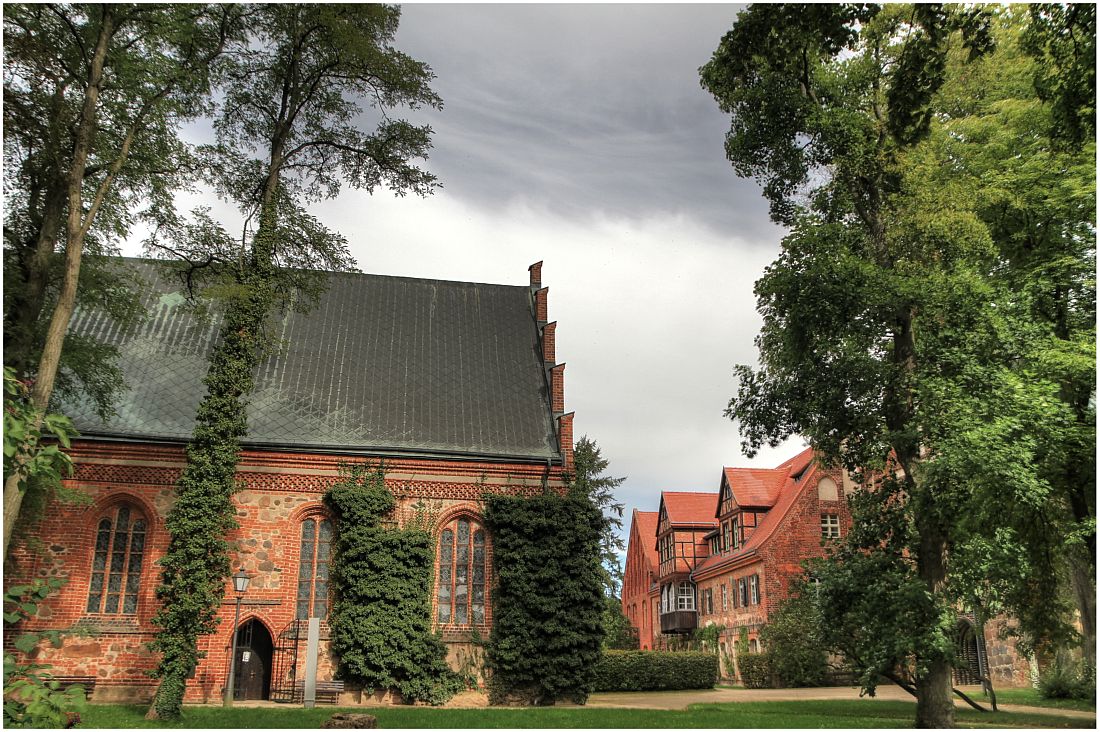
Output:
[{"left": 6, "top": 440, "right": 567, "bottom": 703}]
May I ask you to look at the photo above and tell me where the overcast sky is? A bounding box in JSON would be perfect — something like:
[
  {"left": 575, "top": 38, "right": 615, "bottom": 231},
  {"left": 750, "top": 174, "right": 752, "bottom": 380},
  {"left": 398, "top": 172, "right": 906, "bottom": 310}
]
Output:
[
  {"left": 386, "top": 3, "right": 803, "bottom": 543},
  {"left": 161, "top": 3, "right": 805, "bottom": 561}
]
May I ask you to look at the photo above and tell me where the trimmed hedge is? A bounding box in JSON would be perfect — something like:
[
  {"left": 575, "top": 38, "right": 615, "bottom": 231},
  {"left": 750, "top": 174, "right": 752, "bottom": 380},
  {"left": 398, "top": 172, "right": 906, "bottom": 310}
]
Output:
[
  {"left": 591, "top": 651, "right": 718, "bottom": 692},
  {"left": 738, "top": 654, "right": 773, "bottom": 689}
]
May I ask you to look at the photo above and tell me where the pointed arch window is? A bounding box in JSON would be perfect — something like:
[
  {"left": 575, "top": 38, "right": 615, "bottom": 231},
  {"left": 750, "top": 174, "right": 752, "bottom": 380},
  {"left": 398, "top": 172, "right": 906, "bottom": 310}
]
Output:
[
  {"left": 86, "top": 504, "right": 147, "bottom": 614},
  {"left": 437, "top": 517, "right": 489, "bottom": 626},
  {"left": 297, "top": 516, "right": 333, "bottom": 619}
]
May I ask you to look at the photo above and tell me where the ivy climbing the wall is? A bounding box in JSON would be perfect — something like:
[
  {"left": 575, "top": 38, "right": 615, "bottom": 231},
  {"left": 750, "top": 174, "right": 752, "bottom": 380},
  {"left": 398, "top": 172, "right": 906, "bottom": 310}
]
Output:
[
  {"left": 484, "top": 493, "right": 605, "bottom": 705},
  {"left": 324, "top": 463, "right": 463, "bottom": 705}
]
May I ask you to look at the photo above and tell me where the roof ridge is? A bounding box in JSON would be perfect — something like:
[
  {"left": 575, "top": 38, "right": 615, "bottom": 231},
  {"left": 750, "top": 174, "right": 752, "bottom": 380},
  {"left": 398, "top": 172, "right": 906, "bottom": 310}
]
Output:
[{"left": 113, "top": 256, "right": 528, "bottom": 291}]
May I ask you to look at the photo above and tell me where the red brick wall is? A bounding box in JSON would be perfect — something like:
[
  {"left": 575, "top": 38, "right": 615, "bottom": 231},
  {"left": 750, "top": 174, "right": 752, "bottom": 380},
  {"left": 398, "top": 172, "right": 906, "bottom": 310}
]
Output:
[
  {"left": 756, "top": 466, "right": 851, "bottom": 617},
  {"left": 655, "top": 463, "right": 853, "bottom": 679},
  {"left": 5, "top": 440, "right": 569, "bottom": 703},
  {"left": 620, "top": 519, "right": 656, "bottom": 649}
]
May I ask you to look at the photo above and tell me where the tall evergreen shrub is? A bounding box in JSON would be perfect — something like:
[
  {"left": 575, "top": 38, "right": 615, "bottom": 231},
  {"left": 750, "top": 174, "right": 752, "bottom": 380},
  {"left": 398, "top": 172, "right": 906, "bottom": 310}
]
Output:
[
  {"left": 484, "top": 494, "right": 605, "bottom": 705},
  {"left": 325, "top": 464, "right": 462, "bottom": 705}
]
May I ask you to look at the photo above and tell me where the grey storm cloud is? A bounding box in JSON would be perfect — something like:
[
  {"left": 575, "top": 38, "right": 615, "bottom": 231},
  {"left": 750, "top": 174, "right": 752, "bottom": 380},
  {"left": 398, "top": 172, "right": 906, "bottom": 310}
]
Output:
[
  {"left": 136, "top": 4, "right": 805, "bottom": 574},
  {"left": 393, "top": 3, "right": 777, "bottom": 240}
]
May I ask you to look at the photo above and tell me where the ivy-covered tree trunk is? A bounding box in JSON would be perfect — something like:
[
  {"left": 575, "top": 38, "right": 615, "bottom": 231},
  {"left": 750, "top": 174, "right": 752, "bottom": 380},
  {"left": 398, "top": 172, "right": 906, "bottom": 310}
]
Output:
[
  {"left": 146, "top": 219, "right": 277, "bottom": 720},
  {"left": 142, "top": 5, "right": 438, "bottom": 718}
]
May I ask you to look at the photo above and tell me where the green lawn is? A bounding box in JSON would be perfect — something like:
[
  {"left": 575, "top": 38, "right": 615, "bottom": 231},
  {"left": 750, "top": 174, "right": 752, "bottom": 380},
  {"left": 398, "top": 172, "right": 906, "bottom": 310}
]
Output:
[
  {"left": 991, "top": 687, "right": 1096, "bottom": 713},
  {"left": 78, "top": 699, "right": 1095, "bottom": 729}
]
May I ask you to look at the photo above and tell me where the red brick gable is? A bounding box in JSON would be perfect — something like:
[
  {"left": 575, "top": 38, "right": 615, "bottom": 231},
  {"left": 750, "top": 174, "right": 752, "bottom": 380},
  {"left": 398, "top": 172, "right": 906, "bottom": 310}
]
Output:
[
  {"left": 721, "top": 447, "right": 814, "bottom": 509},
  {"left": 633, "top": 510, "right": 659, "bottom": 569},
  {"left": 693, "top": 447, "right": 820, "bottom": 578}
]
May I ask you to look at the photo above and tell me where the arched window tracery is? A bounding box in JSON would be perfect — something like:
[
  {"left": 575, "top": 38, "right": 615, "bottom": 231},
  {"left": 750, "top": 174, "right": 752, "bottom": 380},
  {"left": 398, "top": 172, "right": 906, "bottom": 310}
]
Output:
[
  {"left": 86, "top": 504, "right": 147, "bottom": 615},
  {"left": 297, "top": 515, "right": 333, "bottom": 619},
  {"left": 437, "top": 516, "right": 489, "bottom": 626}
]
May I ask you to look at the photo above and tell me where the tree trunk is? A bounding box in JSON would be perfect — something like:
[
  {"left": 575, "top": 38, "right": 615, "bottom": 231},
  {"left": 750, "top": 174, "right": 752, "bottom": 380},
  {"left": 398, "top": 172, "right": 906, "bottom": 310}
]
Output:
[
  {"left": 1068, "top": 556, "right": 1096, "bottom": 665},
  {"left": 888, "top": 305, "right": 954, "bottom": 728},
  {"left": 2, "top": 9, "right": 114, "bottom": 560},
  {"left": 4, "top": 179, "right": 67, "bottom": 377},
  {"left": 914, "top": 506, "right": 955, "bottom": 728}
]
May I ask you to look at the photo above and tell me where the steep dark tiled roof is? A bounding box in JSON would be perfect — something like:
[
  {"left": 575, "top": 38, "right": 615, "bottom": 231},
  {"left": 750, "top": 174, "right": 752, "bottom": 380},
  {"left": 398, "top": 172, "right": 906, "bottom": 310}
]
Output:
[{"left": 62, "top": 259, "right": 561, "bottom": 462}]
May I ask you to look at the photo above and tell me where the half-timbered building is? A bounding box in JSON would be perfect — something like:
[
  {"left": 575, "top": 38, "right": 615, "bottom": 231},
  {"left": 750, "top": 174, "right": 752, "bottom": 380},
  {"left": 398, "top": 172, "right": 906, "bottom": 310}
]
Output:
[{"left": 623, "top": 448, "right": 1033, "bottom": 686}]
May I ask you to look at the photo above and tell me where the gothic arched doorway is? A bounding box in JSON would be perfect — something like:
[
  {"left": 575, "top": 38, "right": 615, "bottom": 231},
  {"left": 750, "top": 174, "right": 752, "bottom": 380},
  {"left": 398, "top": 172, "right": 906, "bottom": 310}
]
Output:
[
  {"left": 233, "top": 618, "right": 274, "bottom": 700},
  {"left": 952, "top": 619, "right": 982, "bottom": 686}
]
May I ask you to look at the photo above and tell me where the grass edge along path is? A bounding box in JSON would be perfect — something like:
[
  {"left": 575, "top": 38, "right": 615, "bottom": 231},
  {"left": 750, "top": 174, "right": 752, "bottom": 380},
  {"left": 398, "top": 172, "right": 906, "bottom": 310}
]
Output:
[
  {"left": 78, "top": 699, "right": 1096, "bottom": 729},
  {"left": 990, "top": 687, "right": 1096, "bottom": 712}
]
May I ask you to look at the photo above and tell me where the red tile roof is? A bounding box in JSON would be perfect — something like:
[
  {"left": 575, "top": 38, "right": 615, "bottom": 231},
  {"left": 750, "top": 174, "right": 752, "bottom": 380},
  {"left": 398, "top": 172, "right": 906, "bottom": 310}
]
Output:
[
  {"left": 722, "top": 446, "right": 814, "bottom": 508},
  {"left": 661, "top": 491, "right": 719, "bottom": 526},
  {"left": 693, "top": 447, "right": 820, "bottom": 578},
  {"left": 632, "top": 510, "right": 659, "bottom": 569}
]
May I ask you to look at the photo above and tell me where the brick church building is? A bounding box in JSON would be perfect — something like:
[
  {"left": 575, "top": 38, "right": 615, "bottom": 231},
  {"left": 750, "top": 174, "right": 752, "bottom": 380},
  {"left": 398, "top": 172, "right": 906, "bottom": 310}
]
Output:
[
  {"left": 6, "top": 259, "right": 574, "bottom": 704},
  {"left": 622, "top": 448, "right": 1032, "bottom": 686}
]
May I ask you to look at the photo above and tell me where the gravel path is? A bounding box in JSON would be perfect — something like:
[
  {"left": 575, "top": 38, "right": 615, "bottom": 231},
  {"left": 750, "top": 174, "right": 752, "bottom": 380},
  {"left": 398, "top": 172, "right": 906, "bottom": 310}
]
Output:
[{"left": 584, "top": 685, "right": 1097, "bottom": 720}]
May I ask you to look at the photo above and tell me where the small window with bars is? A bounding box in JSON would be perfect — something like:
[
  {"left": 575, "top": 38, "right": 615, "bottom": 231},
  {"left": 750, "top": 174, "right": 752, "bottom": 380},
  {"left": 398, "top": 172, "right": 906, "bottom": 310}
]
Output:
[
  {"left": 437, "top": 517, "right": 489, "bottom": 626},
  {"left": 821, "top": 513, "right": 841, "bottom": 539},
  {"left": 86, "top": 505, "right": 147, "bottom": 615},
  {"left": 297, "top": 516, "right": 333, "bottom": 619}
]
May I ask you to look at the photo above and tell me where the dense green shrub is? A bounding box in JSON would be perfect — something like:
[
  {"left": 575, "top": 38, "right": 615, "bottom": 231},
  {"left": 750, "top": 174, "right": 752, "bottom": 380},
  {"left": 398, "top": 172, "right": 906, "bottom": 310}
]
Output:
[
  {"left": 1039, "top": 659, "right": 1096, "bottom": 701},
  {"left": 484, "top": 494, "right": 605, "bottom": 705},
  {"left": 759, "top": 592, "right": 828, "bottom": 687},
  {"left": 326, "top": 464, "right": 463, "bottom": 705},
  {"left": 591, "top": 651, "right": 718, "bottom": 691},
  {"left": 738, "top": 654, "right": 774, "bottom": 689},
  {"left": 3, "top": 579, "right": 87, "bottom": 728},
  {"left": 603, "top": 598, "right": 639, "bottom": 650}
]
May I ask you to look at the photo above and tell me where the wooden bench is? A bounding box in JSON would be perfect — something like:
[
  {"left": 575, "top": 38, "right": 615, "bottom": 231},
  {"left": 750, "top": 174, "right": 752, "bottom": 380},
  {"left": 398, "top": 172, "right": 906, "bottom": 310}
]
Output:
[
  {"left": 291, "top": 680, "right": 344, "bottom": 705},
  {"left": 51, "top": 676, "right": 97, "bottom": 699}
]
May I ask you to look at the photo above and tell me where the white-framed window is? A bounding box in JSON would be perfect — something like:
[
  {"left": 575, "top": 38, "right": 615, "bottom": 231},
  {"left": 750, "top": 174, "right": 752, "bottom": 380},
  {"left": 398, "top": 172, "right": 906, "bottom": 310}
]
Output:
[
  {"left": 821, "top": 513, "right": 840, "bottom": 539},
  {"left": 721, "top": 584, "right": 728, "bottom": 611},
  {"left": 738, "top": 577, "right": 748, "bottom": 607},
  {"left": 749, "top": 574, "right": 760, "bottom": 605},
  {"left": 677, "top": 581, "right": 696, "bottom": 611},
  {"left": 721, "top": 521, "right": 731, "bottom": 551}
]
